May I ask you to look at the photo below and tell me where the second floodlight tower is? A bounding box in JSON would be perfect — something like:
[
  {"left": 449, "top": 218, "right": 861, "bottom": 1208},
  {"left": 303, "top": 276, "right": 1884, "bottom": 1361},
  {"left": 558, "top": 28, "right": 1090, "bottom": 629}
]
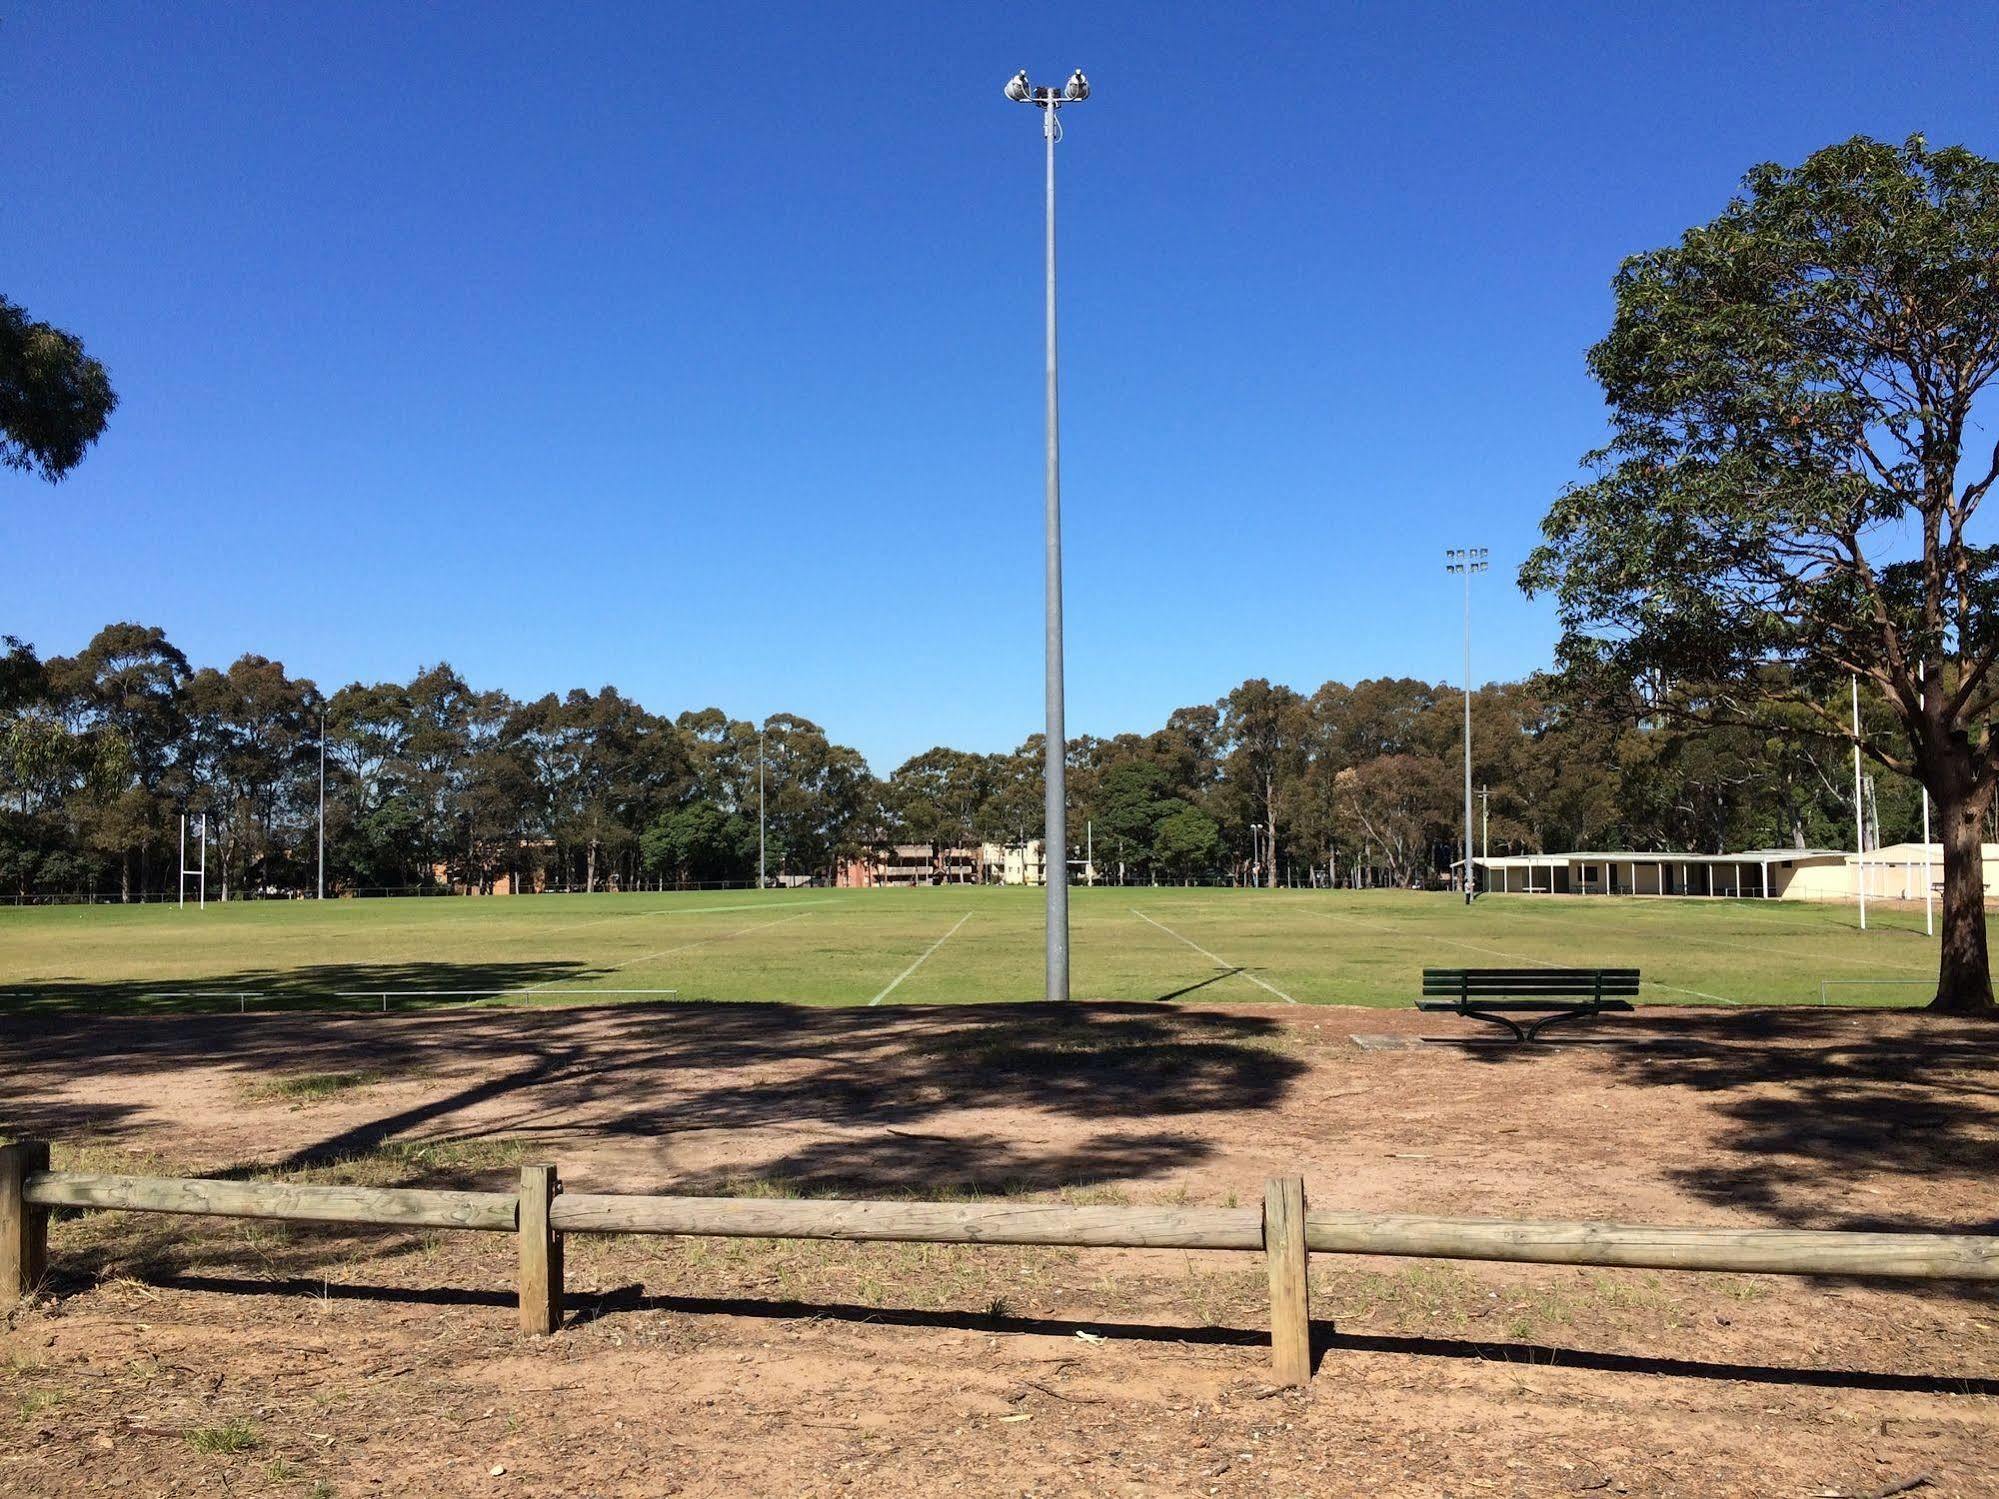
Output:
[
  {"left": 1006, "top": 67, "right": 1089, "bottom": 1001},
  {"left": 1445, "top": 548, "right": 1488, "bottom": 905}
]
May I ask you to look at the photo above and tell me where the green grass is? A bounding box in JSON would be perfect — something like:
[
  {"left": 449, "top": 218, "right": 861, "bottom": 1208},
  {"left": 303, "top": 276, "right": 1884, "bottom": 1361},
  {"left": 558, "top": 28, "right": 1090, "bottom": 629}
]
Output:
[
  {"left": 186, "top": 1418, "right": 260, "bottom": 1454},
  {"left": 0, "top": 885, "right": 1951, "bottom": 1013}
]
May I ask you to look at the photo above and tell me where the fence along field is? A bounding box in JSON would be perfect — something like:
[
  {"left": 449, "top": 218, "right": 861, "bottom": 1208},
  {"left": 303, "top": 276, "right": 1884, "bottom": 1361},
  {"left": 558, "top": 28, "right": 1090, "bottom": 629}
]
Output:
[
  {"left": 6, "top": 1144, "right": 1995, "bottom": 1389},
  {"left": 0, "top": 885, "right": 1956, "bottom": 1011}
]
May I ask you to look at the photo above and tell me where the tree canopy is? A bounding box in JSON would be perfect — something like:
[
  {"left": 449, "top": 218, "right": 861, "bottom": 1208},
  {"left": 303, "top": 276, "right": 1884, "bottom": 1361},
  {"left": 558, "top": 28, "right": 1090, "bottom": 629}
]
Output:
[
  {"left": 1, "top": 620, "right": 1922, "bottom": 903},
  {"left": 1524, "top": 134, "right": 1999, "bottom": 1011},
  {"left": 0, "top": 295, "right": 117, "bottom": 482}
]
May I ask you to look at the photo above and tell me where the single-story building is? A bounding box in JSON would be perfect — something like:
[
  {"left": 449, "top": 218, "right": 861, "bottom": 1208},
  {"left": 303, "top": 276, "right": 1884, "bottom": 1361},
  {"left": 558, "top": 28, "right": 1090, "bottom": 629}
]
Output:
[
  {"left": 1470, "top": 843, "right": 1997, "bottom": 901},
  {"left": 1470, "top": 849, "right": 1847, "bottom": 899}
]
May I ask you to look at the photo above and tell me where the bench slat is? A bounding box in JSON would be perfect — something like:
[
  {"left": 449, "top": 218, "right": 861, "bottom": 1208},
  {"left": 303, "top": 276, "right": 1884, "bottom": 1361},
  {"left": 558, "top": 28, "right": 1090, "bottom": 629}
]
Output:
[{"left": 1419, "top": 999, "right": 1635, "bottom": 1014}]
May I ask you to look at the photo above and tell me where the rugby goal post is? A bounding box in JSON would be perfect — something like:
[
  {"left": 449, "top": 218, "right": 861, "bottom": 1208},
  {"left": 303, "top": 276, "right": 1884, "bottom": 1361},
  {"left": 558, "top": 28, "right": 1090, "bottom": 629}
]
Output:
[{"left": 179, "top": 813, "right": 207, "bottom": 911}]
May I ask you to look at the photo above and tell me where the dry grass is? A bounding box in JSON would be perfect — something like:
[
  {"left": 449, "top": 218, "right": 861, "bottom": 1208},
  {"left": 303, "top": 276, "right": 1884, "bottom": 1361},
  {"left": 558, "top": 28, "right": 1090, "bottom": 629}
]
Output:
[{"left": 242, "top": 1070, "right": 382, "bottom": 1105}]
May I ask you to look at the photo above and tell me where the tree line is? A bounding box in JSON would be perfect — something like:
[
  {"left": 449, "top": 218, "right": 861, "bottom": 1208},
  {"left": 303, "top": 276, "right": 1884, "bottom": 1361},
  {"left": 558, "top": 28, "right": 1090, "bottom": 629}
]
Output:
[{"left": 1, "top": 621, "right": 1920, "bottom": 902}]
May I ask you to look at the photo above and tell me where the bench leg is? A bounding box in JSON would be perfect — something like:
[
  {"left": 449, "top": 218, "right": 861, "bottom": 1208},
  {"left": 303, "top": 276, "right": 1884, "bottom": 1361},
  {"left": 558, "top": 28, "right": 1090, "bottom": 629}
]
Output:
[
  {"left": 1459, "top": 1009, "right": 1528, "bottom": 1043},
  {"left": 1523, "top": 1009, "right": 1597, "bottom": 1043}
]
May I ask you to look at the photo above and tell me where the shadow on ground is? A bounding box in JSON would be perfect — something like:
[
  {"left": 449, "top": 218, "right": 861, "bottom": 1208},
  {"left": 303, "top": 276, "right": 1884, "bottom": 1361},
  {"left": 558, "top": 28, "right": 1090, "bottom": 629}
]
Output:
[
  {"left": 77, "top": 1269, "right": 1999, "bottom": 1397},
  {"left": 4, "top": 975, "right": 1306, "bottom": 1195},
  {"left": 1444, "top": 1008, "right": 1999, "bottom": 1242},
  {"left": 0, "top": 959, "right": 603, "bottom": 1014}
]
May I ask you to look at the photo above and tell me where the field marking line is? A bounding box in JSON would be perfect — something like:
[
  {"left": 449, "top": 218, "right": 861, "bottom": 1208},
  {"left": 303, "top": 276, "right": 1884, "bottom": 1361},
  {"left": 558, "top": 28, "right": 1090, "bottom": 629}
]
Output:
[
  {"left": 868, "top": 912, "right": 974, "bottom": 1006},
  {"left": 1129, "top": 909, "right": 1297, "bottom": 1004},
  {"left": 528, "top": 908, "right": 822, "bottom": 989},
  {"left": 1313, "top": 908, "right": 1742, "bottom": 1005},
  {"left": 558, "top": 898, "right": 836, "bottom": 932}
]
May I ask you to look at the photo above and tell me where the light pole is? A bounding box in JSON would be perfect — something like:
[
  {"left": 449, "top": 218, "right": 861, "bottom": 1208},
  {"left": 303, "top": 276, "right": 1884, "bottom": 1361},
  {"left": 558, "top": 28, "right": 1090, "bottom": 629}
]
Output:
[
  {"left": 1006, "top": 67, "right": 1090, "bottom": 1001},
  {"left": 758, "top": 728, "right": 767, "bottom": 892},
  {"left": 1445, "top": 548, "right": 1488, "bottom": 905},
  {"left": 317, "top": 711, "right": 326, "bottom": 900},
  {"left": 1851, "top": 674, "right": 1867, "bottom": 931},
  {"left": 1920, "top": 662, "right": 1933, "bottom": 937}
]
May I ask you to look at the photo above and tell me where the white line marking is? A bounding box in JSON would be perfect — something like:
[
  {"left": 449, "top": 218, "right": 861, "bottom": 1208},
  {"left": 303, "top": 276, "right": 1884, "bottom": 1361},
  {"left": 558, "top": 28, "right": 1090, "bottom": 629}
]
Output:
[
  {"left": 528, "top": 909, "right": 820, "bottom": 989},
  {"left": 1130, "top": 909, "right": 1297, "bottom": 1004},
  {"left": 868, "top": 912, "right": 973, "bottom": 1006}
]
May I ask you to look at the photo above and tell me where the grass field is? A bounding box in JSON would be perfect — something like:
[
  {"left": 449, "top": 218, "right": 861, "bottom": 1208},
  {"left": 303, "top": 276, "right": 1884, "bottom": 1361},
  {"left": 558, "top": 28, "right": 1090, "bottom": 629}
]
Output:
[{"left": 0, "top": 886, "right": 1955, "bottom": 1012}]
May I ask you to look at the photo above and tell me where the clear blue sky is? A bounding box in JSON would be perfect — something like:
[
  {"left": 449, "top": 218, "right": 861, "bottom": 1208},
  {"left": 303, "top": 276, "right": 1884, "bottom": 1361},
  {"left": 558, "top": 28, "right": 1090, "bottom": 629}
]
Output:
[{"left": 8, "top": 2, "right": 1996, "bottom": 773}]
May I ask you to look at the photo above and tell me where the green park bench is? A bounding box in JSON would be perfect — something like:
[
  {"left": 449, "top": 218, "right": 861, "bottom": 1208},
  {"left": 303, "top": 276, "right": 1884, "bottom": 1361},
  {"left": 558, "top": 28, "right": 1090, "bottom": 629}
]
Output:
[{"left": 1418, "top": 967, "right": 1638, "bottom": 1043}]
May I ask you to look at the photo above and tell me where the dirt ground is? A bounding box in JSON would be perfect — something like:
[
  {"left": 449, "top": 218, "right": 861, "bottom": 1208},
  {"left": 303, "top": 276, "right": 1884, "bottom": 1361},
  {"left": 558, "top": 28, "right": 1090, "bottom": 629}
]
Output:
[{"left": 3, "top": 1001, "right": 1996, "bottom": 1497}]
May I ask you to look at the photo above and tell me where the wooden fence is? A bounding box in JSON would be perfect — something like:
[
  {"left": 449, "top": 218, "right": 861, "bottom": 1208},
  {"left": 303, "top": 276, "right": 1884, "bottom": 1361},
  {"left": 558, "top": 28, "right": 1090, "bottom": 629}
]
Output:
[{"left": 6, "top": 1141, "right": 1997, "bottom": 1387}]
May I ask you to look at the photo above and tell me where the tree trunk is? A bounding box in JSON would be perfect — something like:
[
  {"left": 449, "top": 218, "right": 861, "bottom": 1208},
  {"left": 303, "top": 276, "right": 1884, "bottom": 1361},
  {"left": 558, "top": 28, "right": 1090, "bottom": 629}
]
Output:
[
  {"left": 1264, "top": 776, "right": 1279, "bottom": 890},
  {"left": 1931, "top": 760, "right": 1994, "bottom": 1013},
  {"left": 586, "top": 838, "right": 599, "bottom": 894}
]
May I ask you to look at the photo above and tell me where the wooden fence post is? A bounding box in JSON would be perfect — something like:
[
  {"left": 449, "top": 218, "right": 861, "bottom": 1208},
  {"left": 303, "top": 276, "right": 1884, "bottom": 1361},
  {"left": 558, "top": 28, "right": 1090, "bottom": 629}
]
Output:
[
  {"left": 1263, "top": 1174, "right": 1311, "bottom": 1387},
  {"left": 1, "top": 1140, "right": 51, "bottom": 1308},
  {"left": 519, "top": 1164, "right": 563, "bottom": 1335}
]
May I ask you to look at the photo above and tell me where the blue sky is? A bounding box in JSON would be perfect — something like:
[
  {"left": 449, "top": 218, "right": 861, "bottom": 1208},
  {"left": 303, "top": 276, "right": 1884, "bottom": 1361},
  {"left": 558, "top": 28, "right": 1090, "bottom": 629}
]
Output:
[{"left": 7, "top": 2, "right": 1996, "bottom": 772}]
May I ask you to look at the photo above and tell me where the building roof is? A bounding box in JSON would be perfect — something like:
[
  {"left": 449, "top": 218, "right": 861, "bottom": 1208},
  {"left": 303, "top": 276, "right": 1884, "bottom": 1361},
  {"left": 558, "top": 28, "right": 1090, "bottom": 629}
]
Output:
[{"left": 1470, "top": 848, "right": 1848, "bottom": 868}]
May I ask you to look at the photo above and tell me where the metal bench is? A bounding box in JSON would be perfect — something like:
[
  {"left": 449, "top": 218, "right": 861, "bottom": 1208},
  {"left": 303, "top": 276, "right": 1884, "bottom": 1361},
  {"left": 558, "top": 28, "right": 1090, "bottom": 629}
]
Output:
[{"left": 1417, "top": 967, "right": 1638, "bottom": 1043}]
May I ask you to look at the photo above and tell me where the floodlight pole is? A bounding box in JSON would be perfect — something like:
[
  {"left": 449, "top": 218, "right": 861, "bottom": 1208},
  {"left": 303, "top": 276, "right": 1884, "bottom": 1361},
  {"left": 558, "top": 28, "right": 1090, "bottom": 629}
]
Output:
[
  {"left": 758, "top": 729, "right": 767, "bottom": 892},
  {"left": 1446, "top": 549, "right": 1488, "bottom": 905},
  {"left": 1920, "top": 663, "right": 1933, "bottom": 937},
  {"left": 317, "top": 711, "right": 326, "bottom": 901},
  {"left": 1852, "top": 674, "right": 1867, "bottom": 931},
  {"left": 1008, "top": 70, "right": 1089, "bottom": 1000}
]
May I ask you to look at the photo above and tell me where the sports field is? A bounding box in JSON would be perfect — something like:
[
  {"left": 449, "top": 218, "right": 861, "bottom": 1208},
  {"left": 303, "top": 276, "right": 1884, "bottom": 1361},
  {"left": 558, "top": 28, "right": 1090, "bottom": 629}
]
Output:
[{"left": 0, "top": 886, "right": 1952, "bottom": 1012}]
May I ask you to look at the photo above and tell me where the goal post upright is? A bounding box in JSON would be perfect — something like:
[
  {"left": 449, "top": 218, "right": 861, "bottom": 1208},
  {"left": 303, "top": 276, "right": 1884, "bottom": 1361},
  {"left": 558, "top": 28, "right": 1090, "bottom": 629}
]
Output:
[{"left": 180, "top": 812, "right": 207, "bottom": 911}]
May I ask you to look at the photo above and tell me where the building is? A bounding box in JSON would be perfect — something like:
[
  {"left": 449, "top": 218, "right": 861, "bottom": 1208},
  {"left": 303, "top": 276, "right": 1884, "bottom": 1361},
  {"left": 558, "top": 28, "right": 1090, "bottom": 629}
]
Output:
[
  {"left": 837, "top": 844, "right": 986, "bottom": 888},
  {"left": 981, "top": 841, "right": 1049, "bottom": 886},
  {"left": 835, "top": 840, "right": 1056, "bottom": 888},
  {"left": 1472, "top": 849, "right": 1846, "bottom": 899},
  {"left": 1471, "top": 843, "right": 1995, "bottom": 901}
]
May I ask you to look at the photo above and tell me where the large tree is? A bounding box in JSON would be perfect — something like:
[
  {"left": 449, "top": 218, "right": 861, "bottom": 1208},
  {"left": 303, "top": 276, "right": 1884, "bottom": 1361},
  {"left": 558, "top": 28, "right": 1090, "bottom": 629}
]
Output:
[
  {"left": 1523, "top": 135, "right": 1999, "bottom": 1012},
  {"left": 0, "top": 295, "right": 117, "bottom": 481}
]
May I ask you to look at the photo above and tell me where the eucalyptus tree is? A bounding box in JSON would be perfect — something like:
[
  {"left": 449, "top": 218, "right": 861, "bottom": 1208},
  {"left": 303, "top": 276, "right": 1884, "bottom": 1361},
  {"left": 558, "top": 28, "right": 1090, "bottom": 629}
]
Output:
[
  {"left": 1525, "top": 136, "right": 1999, "bottom": 1011},
  {"left": 0, "top": 294, "right": 116, "bottom": 481}
]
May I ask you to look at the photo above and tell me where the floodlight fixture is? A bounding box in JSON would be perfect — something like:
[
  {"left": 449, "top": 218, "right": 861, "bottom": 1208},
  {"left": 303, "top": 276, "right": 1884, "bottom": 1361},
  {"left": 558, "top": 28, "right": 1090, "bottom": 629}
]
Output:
[{"left": 1004, "top": 69, "right": 1093, "bottom": 111}]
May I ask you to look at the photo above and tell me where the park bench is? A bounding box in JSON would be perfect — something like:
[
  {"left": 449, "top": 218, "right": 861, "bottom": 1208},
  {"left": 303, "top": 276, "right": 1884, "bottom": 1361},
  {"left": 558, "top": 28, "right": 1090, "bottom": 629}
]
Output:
[{"left": 1417, "top": 967, "right": 1638, "bottom": 1043}]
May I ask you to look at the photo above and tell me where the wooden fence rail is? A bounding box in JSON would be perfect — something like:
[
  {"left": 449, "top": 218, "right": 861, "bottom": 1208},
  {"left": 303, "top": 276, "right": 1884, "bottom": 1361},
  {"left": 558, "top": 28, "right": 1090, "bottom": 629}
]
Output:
[{"left": 6, "top": 1141, "right": 1997, "bottom": 1387}]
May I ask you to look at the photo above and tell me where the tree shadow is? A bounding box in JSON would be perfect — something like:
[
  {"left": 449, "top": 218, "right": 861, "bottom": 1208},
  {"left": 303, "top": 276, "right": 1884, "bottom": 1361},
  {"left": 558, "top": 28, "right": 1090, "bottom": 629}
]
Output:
[
  {"left": 4, "top": 986, "right": 1305, "bottom": 1195},
  {"left": 97, "top": 1271, "right": 1999, "bottom": 1396},
  {"left": 0, "top": 958, "right": 604, "bottom": 1014},
  {"left": 1426, "top": 1007, "right": 1999, "bottom": 1302}
]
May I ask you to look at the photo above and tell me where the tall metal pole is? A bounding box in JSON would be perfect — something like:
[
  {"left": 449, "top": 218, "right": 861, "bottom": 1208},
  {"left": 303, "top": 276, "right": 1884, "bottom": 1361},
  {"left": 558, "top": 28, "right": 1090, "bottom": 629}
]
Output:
[
  {"left": 758, "top": 729, "right": 767, "bottom": 892},
  {"left": 317, "top": 711, "right": 326, "bottom": 901},
  {"left": 1461, "top": 563, "right": 1474, "bottom": 905},
  {"left": 1852, "top": 674, "right": 1867, "bottom": 931},
  {"left": 1920, "top": 664, "right": 1933, "bottom": 937},
  {"left": 1041, "top": 96, "right": 1070, "bottom": 1001}
]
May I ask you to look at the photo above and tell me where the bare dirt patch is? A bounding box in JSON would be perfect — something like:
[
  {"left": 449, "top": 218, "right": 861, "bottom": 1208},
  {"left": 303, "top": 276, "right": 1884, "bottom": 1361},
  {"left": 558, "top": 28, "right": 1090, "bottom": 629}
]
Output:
[{"left": 3, "top": 1002, "right": 1996, "bottom": 1495}]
